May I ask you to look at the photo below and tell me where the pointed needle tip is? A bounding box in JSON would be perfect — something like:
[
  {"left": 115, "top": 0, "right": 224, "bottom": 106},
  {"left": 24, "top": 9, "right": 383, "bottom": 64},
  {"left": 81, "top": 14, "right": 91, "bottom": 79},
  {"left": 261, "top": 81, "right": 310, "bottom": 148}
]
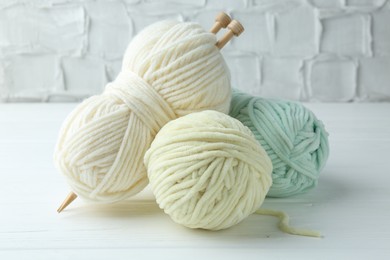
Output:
[{"left": 56, "top": 192, "right": 77, "bottom": 213}]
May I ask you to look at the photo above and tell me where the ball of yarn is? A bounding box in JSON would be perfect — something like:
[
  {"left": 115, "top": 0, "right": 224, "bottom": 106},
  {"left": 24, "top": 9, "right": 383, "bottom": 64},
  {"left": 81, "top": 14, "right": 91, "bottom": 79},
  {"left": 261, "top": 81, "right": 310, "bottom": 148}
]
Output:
[
  {"left": 144, "top": 110, "right": 273, "bottom": 230},
  {"left": 229, "top": 91, "right": 329, "bottom": 197},
  {"left": 54, "top": 21, "right": 231, "bottom": 203}
]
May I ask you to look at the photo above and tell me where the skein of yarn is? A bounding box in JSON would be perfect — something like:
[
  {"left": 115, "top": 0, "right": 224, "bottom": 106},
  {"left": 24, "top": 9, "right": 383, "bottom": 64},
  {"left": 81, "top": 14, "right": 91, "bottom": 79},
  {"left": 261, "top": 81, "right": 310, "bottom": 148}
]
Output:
[
  {"left": 144, "top": 110, "right": 273, "bottom": 230},
  {"left": 229, "top": 90, "right": 329, "bottom": 197},
  {"left": 54, "top": 19, "right": 238, "bottom": 209}
]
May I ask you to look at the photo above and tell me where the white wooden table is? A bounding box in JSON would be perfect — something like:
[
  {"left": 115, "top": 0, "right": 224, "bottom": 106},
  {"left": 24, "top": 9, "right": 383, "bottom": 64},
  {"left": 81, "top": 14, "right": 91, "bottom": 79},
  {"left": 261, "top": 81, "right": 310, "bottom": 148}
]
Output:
[{"left": 0, "top": 103, "right": 389, "bottom": 259}]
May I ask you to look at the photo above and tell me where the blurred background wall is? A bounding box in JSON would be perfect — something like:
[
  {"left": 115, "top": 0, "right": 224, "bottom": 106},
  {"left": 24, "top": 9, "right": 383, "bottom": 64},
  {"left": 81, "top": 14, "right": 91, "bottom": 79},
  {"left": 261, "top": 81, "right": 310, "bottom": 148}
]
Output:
[{"left": 0, "top": 0, "right": 389, "bottom": 102}]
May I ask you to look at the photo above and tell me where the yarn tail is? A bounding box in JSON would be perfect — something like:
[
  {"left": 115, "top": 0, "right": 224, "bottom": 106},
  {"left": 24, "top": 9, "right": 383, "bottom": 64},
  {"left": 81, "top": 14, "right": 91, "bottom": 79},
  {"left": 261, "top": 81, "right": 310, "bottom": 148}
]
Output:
[{"left": 255, "top": 208, "right": 322, "bottom": 238}]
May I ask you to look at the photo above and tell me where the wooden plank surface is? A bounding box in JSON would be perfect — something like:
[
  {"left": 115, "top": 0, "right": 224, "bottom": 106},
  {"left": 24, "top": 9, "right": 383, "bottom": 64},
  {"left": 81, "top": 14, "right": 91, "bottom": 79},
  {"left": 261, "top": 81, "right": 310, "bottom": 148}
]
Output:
[{"left": 0, "top": 103, "right": 389, "bottom": 259}]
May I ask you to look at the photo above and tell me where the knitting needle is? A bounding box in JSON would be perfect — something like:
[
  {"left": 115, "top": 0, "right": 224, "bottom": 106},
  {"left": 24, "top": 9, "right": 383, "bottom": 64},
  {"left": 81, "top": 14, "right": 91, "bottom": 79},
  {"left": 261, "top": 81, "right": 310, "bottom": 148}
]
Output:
[
  {"left": 57, "top": 192, "right": 77, "bottom": 213},
  {"left": 216, "top": 20, "right": 244, "bottom": 49},
  {"left": 210, "top": 12, "right": 232, "bottom": 34}
]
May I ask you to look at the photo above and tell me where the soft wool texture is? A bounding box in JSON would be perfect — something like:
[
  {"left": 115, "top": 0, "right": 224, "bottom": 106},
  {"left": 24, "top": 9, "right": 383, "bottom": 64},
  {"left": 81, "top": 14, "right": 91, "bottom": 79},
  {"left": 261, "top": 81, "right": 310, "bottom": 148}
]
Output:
[
  {"left": 230, "top": 91, "right": 329, "bottom": 197},
  {"left": 144, "top": 110, "right": 273, "bottom": 230},
  {"left": 54, "top": 21, "right": 231, "bottom": 203}
]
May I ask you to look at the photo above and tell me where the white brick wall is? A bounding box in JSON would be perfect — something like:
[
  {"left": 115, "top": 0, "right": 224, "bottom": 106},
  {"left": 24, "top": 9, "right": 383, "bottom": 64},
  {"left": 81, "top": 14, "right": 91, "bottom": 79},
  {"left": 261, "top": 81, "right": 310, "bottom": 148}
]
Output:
[{"left": 0, "top": 0, "right": 389, "bottom": 102}]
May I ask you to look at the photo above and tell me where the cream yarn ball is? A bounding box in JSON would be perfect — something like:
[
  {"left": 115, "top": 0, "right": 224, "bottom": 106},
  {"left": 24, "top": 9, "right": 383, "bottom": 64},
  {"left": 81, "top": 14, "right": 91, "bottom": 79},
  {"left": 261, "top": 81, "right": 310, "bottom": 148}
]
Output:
[
  {"left": 144, "top": 110, "right": 273, "bottom": 230},
  {"left": 54, "top": 21, "right": 231, "bottom": 203}
]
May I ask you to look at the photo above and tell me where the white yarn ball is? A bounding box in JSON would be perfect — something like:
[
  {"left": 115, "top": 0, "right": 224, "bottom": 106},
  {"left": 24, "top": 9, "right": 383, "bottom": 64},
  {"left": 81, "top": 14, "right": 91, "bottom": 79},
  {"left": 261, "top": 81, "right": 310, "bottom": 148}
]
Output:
[
  {"left": 144, "top": 110, "right": 273, "bottom": 230},
  {"left": 54, "top": 21, "right": 231, "bottom": 203}
]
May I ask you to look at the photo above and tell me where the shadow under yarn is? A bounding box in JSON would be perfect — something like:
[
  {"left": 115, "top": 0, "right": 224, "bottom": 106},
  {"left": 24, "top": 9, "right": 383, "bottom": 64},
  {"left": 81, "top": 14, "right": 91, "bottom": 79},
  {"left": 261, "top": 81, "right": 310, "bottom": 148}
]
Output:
[
  {"left": 230, "top": 90, "right": 329, "bottom": 198},
  {"left": 61, "top": 199, "right": 161, "bottom": 219}
]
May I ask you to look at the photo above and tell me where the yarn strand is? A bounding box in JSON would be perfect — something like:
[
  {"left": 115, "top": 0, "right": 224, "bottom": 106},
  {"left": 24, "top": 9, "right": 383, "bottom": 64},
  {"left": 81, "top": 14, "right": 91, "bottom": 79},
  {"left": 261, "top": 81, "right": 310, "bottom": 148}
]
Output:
[{"left": 255, "top": 208, "right": 321, "bottom": 238}]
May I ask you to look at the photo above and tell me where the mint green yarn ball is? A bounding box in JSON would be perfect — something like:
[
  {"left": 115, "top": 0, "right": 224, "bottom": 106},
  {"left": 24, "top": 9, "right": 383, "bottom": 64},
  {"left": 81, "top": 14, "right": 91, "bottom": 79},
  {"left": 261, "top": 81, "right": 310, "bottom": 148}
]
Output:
[{"left": 230, "top": 91, "right": 329, "bottom": 197}]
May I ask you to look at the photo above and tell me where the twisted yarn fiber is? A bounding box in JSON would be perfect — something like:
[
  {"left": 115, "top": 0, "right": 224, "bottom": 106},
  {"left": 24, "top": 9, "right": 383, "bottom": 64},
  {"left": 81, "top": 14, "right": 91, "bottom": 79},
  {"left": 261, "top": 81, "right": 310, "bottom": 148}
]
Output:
[
  {"left": 230, "top": 91, "right": 329, "bottom": 198},
  {"left": 54, "top": 21, "right": 231, "bottom": 203},
  {"left": 144, "top": 110, "right": 273, "bottom": 230}
]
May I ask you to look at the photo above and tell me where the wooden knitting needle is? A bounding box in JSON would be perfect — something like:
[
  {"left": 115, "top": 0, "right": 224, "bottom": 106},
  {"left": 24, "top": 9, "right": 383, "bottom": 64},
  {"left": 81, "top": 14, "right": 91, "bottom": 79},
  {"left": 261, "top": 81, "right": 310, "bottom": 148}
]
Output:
[
  {"left": 210, "top": 12, "right": 232, "bottom": 34},
  {"left": 216, "top": 20, "right": 244, "bottom": 49},
  {"left": 57, "top": 192, "right": 77, "bottom": 213}
]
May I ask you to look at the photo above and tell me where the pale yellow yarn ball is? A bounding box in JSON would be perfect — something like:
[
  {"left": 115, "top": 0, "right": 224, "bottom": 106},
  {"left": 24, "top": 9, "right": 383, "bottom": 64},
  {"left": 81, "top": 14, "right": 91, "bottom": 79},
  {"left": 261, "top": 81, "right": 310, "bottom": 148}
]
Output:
[
  {"left": 54, "top": 21, "right": 231, "bottom": 203},
  {"left": 144, "top": 110, "right": 273, "bottom": 230}
]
